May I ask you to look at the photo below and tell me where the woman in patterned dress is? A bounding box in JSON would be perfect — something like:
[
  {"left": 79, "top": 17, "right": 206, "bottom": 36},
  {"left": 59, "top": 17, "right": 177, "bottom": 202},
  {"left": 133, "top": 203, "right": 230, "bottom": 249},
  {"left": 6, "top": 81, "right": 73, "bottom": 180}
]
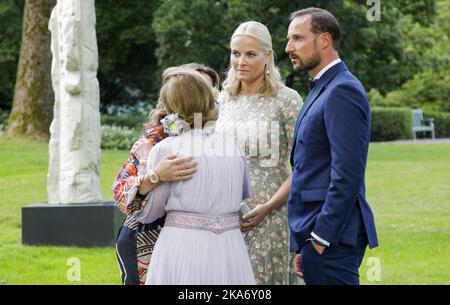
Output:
[
  {"left": 112, "top": 64, "right": 220, "bottom": 285},
  {"left": 112, "top": 105, "right": 198, "bottom": 285},
  {"left": 216, "top": 21, "right": 304, "bottom": 285}
]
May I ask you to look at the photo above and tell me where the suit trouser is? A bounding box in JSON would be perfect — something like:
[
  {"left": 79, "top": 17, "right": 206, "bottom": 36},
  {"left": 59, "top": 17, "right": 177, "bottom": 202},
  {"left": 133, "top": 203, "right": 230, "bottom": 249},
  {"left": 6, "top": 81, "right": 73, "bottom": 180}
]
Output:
[{"left": 300, "top": 227, "right": 368, "bottom": 285}]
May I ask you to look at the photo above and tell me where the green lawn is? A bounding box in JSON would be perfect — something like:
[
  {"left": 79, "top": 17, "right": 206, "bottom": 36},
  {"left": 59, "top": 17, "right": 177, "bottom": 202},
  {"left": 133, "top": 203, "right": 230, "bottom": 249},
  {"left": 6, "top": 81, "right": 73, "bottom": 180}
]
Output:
[
  {"left": 0, "top": 137, "right": 449, "bottom": 284},
  {"left": 360, "top": 142, "right": 450, "bottom": 284},
  {"left": 0, "top": 137, "right": 126, "bottom": 285}
]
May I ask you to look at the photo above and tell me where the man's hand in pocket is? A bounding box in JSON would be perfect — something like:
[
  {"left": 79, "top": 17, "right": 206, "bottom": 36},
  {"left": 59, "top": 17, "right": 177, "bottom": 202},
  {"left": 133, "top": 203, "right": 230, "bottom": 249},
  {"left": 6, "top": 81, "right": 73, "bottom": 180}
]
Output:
[
  {"left": 311, "top": 239, "right": 326, "bottom": 255},
  {"left": 294, "top": 253, "right": 303, "bottom": 278}
]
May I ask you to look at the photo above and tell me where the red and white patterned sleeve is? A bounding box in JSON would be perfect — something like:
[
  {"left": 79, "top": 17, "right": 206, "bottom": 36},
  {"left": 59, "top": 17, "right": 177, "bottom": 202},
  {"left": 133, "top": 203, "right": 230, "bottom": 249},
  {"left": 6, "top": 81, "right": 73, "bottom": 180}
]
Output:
[{"left": 111, "top": 125, "right": 166, "bottom": 215}]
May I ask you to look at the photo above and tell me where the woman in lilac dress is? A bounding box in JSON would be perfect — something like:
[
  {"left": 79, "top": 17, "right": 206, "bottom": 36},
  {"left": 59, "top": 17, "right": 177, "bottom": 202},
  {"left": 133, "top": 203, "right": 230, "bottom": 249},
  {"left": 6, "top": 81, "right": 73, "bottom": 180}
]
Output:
[
  {"left": 112, "top": 63, "right": 220, "bottom": 285},
  {"left": 134, "top": 67, "right": 255, "bottom": 285}
]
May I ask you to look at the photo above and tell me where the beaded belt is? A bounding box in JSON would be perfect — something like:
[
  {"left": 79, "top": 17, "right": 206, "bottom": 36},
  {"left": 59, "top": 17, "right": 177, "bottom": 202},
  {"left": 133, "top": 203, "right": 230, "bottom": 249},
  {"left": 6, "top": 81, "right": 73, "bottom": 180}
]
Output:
[{"left": 164, "top": 211, "right": 240, "bottom": 234}]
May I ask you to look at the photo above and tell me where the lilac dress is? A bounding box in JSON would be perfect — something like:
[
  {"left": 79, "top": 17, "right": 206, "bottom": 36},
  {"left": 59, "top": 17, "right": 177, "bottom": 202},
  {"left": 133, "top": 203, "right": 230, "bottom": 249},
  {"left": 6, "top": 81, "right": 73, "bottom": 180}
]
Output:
[{"left": 134, "top": 125, "right": 255, "bottom": 285}]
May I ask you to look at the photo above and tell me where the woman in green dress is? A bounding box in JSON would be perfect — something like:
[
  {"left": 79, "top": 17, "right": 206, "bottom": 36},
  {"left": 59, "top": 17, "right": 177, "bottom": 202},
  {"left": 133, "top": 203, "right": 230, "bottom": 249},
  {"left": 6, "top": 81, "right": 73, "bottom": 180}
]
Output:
[{"left": 216, "top": 21, "right": 303, "bottom": 285}]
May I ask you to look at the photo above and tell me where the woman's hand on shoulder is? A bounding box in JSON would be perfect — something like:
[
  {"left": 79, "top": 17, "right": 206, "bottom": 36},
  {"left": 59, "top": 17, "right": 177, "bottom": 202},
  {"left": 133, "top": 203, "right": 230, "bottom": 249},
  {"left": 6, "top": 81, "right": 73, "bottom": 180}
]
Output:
[{"left": 154, "top": 153, "right": 198, "bottom": 182}]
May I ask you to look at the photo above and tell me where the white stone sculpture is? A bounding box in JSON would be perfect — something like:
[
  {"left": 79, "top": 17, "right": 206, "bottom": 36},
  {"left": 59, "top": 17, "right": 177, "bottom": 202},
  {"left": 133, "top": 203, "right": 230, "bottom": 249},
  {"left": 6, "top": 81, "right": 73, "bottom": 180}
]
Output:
[{"left": 47, "top": 0, "right": 102, "bottom": 204}]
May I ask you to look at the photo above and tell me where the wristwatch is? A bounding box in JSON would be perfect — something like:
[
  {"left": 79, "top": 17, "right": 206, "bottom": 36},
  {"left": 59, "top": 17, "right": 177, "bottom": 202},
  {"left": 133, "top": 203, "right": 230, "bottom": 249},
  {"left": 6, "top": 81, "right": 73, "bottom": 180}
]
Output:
[{"left": 148, "top": 169, "right": 160, "bottom": 184}]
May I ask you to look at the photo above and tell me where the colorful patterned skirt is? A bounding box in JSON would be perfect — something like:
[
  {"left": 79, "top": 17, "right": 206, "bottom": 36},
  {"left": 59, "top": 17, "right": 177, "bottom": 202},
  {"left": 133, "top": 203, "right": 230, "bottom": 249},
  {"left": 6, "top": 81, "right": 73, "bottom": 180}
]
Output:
[{"left": 115, "top": 215, "right": 165, "bottom": 285}]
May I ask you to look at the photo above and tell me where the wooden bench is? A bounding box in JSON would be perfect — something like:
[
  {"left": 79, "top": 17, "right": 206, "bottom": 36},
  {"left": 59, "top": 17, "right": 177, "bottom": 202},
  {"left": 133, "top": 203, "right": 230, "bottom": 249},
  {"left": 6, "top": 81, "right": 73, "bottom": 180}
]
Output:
[{"left": 411, "top": 109, "right": 435, "bottom": 139}]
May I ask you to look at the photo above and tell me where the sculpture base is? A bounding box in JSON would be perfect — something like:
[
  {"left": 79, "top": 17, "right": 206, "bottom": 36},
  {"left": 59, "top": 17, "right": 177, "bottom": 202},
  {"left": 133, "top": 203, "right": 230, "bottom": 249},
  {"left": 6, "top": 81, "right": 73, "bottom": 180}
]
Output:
[{"left": 22, "top": 201, "right": 124, "bottom": 247}]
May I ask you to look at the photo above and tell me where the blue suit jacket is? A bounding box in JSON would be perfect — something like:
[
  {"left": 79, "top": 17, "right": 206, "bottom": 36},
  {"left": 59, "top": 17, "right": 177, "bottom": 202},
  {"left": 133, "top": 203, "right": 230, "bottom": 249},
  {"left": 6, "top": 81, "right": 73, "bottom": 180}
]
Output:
[{"left": 288, "top": 61, "right": 378, "bottom": 253}]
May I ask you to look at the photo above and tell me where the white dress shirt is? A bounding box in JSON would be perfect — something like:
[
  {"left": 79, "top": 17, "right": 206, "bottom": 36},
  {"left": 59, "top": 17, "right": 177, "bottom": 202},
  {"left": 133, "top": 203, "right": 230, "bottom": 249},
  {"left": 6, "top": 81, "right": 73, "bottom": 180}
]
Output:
[{"left": 314, "top": 58, "right": 342, "bottom": 80}]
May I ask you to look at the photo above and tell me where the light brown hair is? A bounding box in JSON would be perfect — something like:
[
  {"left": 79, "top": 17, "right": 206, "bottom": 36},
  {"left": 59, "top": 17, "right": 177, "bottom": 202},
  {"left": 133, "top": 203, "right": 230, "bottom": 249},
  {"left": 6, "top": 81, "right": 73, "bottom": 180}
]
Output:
[
  {"left": 159, "top": 67, "right": 218, "bottom": 127},
  {"left": 146, "top": 100, "right": 166, "bottom": 126},
  {"left": 181, "top": 63, "right": 220, "bottom": 90}
]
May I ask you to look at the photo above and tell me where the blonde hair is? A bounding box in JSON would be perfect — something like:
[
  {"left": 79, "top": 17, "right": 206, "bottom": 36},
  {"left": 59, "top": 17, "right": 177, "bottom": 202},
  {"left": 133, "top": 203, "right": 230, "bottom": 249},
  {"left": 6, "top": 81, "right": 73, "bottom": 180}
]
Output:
[
  {"left": 159, "top": 67, "right": 218, "bottom": 127},
  {"left": 223, "top": 21, "right": 283, "bottom": 98}
]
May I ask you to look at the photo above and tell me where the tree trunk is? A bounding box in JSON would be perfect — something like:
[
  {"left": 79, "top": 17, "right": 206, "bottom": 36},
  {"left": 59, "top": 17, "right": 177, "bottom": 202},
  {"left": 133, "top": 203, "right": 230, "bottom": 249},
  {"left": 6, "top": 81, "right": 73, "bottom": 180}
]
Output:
[{"left": 7, "top": 0, "right": 56, "bottom": 140}]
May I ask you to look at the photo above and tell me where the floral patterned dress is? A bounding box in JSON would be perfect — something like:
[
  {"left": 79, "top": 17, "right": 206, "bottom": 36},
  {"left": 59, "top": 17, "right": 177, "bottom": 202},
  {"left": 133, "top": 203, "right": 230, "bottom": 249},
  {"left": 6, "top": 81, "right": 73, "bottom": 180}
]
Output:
[{"left": 216, "top": 86, "right": 303, "bottom": 285}]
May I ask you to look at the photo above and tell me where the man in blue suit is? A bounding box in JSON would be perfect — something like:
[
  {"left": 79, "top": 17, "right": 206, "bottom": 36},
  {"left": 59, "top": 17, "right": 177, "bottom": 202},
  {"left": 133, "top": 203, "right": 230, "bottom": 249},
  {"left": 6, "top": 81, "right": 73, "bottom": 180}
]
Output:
[{"left": 285, "top": 8, "right": 378, "bottom": 285}]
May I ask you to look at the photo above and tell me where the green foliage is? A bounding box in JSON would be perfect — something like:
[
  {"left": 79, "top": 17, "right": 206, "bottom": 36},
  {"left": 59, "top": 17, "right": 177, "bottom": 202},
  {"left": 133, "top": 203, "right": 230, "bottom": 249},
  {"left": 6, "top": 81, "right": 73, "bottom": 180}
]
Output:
[
  {"left": 101, "top": 125, "right": 140, "bottom": 150},
  {"left": 367, "top": 88, "right": 385, "bottom": 107},
  {"left": 371, "top": 107, "right": 450, "bottom": 140},
  {"left": 0, "top": 110, "right": 9, "bottom": 125},
  {"left": 339, "top": 2, "right": 405, "bottom": 95},
  {"left": 381, "top": 0, "right": 450, "bottom": 112},
  {"left": 0, "top": 0, "right": 24, "bottom": 111},
  {"left": 371, "top": 107, "right": 413, "bottom": 141},
  {"left": 101, "top": 114, "right": 147, "bottom": 129},
  {"left": 0, "top": 0, "right": 447, "bottom": 115},
  {"left": 153, "top": 0, "right": 230, "bottom": 70},
  {"left": 384, "top": 65, "right": 450, "bottom": 112},
  {"left": 153, "top": 0, "right": 440, "bottom": 98},
  {"left": 150, "top": 1, "right": 354, "bottom": 96},
  {"left": 396, "top": 0, "right": 436, "bottom": 25},
  {"left": 95, "top": 0, "right": 162, "bottom": 111},
  {"left": 423, "top": 110, "right": 450, "bottom": 138}
]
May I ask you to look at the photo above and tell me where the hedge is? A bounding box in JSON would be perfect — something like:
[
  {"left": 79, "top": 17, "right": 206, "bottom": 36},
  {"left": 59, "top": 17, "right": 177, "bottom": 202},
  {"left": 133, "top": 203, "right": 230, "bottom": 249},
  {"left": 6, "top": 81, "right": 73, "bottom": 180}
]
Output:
[
  {"left": 423, "top": 110, "right": 450, "bottom": 138},
  {"left": 371, "top": 107, "right": 450, "bottom": 141},
  {"left": 371, "top": 107, "right": 413, "bottom": 141},
  {"left": 101, "top": 114, "right": 148, "bottom": 129},
  {"left": 101, "top": 125, "right": 141, "bottom": 150}
]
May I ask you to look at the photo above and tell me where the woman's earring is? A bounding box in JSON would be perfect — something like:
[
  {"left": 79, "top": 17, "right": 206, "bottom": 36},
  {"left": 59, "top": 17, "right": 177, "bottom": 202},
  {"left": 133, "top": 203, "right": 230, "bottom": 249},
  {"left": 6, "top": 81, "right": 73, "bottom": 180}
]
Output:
[{"left": 266, "top": 68, "right": 270, "bottom": 75}]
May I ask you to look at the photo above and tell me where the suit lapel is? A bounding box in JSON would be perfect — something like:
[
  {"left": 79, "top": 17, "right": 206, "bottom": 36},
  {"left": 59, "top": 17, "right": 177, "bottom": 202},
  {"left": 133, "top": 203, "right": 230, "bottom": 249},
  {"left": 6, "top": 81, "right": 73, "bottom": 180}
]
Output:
[
  {"left": 296, "top": 85, "right": 325, "bottom": 128},
  {"left": 291, "top": 86, "right": 319, "bottom": 141},
  {"left": 290, "top": 62, "right": 349, "bottom": 166},
  {"left": 290, "top": 85, "right": 324, "bottom": 167}
]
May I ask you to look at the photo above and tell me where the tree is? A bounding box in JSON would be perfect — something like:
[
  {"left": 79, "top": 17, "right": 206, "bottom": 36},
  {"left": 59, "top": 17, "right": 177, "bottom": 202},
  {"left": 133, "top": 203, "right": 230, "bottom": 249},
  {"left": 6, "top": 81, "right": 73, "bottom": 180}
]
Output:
[
  {"left": 0, "top": 0, "right": 25, "bottom": 112},
  {"left": 152, "top": 0, "right": 333, "bottom": 98},
  {"left": 95, "top": 0, "right": 162, "bottom": 112},
  {"left": 380, "top": 0, "right": 450, "bottom": 112},
  {"left": 6, "top": 0, "right": 55, "bottom": 139},
  {"left": 1, "top": 0, "right": 444, "bottom": 117},
  {"left": 152, "top": 0, "right": 438, "bottom": 99},
  {"left": 397, "top": 0, "right": 436, "bottom": 26}
]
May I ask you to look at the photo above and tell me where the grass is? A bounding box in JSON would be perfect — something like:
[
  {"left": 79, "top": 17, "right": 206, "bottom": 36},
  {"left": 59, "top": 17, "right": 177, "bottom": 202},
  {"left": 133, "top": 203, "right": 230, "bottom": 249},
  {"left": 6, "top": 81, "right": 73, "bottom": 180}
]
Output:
[
  {"left": 0, "top": 137, "right": 449, "bottom": 284},
  {"left": 0, "top": 137, "right": 127, "bottom": 285},
  {"left": 359, "top": 143, "right": 450, "bottom": 284}
]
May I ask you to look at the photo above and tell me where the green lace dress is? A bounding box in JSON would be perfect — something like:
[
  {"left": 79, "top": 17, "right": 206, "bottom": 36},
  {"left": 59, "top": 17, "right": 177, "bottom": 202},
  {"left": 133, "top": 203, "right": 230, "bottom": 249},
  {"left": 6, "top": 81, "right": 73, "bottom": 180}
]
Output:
[{"left": 216, "top": 85, "right": 303, "bottom": 285}]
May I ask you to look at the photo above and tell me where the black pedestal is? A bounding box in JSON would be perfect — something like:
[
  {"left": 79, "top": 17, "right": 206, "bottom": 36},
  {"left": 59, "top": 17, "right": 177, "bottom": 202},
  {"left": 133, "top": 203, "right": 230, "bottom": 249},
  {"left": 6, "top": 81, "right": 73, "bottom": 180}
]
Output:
[{"left": 22, "top": 201, "right": 124, "bottom": 247}]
